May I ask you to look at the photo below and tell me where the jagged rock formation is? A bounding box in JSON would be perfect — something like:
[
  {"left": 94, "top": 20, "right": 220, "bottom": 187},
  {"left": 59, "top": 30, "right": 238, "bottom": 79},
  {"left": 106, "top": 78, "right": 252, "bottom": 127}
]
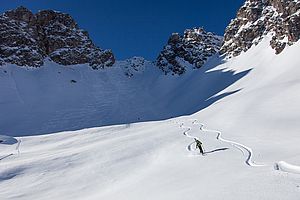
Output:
[
  {"left": 157, "top": 28, "right": 222, "bottom": 75},
  {"left": 123, "top": 57, "right": 146, "bottom": 77},
  {"left": 221, "top": 0, "right": 300, "bottom": 57},
  {"left": 0, "top": 6, "right": 115, "bottom": 68}
]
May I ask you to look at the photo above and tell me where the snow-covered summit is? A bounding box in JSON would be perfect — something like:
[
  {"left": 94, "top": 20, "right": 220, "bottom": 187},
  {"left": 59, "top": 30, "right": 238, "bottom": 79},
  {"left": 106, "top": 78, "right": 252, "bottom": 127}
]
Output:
[
  {"left": 156, "top": 28, "right": 222, "bottom": 75},
  {"left": 221, "top": 0, "right": 300, "bottom": 57},
  {"left": 0, "top": 6, "right": 115, "bottom": 68}
]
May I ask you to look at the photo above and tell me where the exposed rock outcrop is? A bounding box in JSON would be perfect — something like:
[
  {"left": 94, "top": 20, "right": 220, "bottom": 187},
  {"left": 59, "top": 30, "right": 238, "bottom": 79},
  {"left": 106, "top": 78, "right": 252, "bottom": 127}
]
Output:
[
  {"left": 221, "top": 0, "right": 300, "bottom": 57},
  {"left": 123, "top": 57, "right": 146, "bottom": 77},
  {"left": 157, "top": 28, "right": 222, "bottom": 75},
  {"left": 0, "top": 6, "right": 115, "bottom": 68}
]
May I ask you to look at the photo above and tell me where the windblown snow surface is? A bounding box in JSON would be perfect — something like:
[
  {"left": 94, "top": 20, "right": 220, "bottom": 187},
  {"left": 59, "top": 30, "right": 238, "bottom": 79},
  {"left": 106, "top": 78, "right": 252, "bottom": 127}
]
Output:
[{"left": 1, "top": 37, "right": 300, "bottom": 199}]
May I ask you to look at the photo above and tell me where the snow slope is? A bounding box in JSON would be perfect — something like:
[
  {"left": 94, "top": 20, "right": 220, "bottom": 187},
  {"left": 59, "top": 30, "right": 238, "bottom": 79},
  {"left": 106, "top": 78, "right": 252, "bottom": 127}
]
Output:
[
  {"left": 0, "top": 37, "right": 300, "bottom": 199},
  {"left": 0, "top": 56, "right": 249, "bottom": 136},
  {"left": 194, "top": 37, "right": 300, "bottom": 168}
]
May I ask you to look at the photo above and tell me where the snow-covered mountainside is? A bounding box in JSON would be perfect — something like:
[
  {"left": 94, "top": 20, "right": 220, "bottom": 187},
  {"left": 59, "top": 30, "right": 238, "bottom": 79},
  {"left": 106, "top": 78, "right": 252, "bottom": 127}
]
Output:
[
  {"left": 0, "top": 7, "right": 114, "bottom": 68},
  {"left": 1, "top": 37, "right": 299, "bottom": 200},
  {"left": 0, "top": 8, "right": 227, "bottom": 136},
  {"left": 221, "top": 0, "right": 300, "bottom": 57},
  {"left": 157, "top": 28, "right": 222, "bottom": 75},
  {"left": 1, "top": 1, "right": 300, "bottom": 200},
  {"left": 1, "top": 56, "right": 248, "bottom": 136}
]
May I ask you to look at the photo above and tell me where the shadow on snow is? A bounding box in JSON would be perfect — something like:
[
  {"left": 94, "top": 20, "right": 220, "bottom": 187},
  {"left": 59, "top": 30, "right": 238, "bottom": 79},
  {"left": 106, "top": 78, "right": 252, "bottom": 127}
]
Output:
[
  {"left": 0, "top": 57, "right": 252, "bottom": 136},
  {"left": 205, "top": 148, "right": 229, "bottom": 154}
]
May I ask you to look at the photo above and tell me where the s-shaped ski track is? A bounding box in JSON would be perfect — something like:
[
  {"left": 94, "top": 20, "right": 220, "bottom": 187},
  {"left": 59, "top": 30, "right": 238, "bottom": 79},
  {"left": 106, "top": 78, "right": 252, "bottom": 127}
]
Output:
[{"left": 179, "top": 120, "right": 265, "bottom": 167}]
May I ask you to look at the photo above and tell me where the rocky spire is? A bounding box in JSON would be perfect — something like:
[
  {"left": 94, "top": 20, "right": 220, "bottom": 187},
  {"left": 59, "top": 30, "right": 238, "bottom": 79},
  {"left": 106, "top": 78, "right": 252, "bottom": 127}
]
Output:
[
  {"left": 157, "top": 28, "right": 222, "bottom": 75},
  {"left": 221, "top": 0, "right": 300, "bottom": 57},
  {"left": 0, "top": 6, "right": 115, "bottom": 68}
]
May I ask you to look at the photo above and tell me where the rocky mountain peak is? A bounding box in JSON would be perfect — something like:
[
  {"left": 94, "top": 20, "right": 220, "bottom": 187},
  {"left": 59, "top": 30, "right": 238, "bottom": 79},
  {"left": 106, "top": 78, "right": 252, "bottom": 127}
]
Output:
[
  {"left": 221, "top": 0, "right": 300, "bottom": 57},
  {"left": 157, "top": 28, "right": 222, "bottom": 75},
  {"left": 35, "top": 10, "right": 78, "bottom": 29},
  {"left": 0, "top": 7, "right": 115, "bottom": 68},
  {"left": 5, "top": 6, "right": 34, "bottom": 23}
]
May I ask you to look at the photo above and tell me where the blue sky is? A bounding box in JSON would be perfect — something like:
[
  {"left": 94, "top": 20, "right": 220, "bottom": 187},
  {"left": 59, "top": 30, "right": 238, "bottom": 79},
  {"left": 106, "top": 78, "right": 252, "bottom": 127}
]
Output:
[{"left": 0, "top": 0, "right": 244, "bottom": 60}]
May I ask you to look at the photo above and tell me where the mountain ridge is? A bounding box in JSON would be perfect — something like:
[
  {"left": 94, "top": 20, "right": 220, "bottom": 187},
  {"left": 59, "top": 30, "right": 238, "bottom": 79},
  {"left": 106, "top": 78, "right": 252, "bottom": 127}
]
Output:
[
  {"left": 156, "top": 28, "right": 222, "bottom": 75},
  {"left": 0, "top": 1, "right": 299, "bottom": 73},
  {"left": 0, "top": 6, "right": 115, "bottom": 69},
  {"left": 221, "top": 0, "right": 300, "bottom": 57}
]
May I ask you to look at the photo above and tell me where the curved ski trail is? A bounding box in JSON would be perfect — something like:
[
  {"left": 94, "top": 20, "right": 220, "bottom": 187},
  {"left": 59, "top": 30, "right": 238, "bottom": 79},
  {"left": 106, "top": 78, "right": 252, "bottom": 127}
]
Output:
[
  {"left": 0, "top": 139, "right": 21, "bottom": 161},
  {"left": 179, "top": 120, "right": 265, "bottom": 167},
  {"left": 274, "top": 161, "right": 300, "bottom": 174},
  {"left": 179, "top": 123, "right": 202, "bottom": 153},
  {"left": 184, "top": 120, "right": 300, "bottom": 174}
]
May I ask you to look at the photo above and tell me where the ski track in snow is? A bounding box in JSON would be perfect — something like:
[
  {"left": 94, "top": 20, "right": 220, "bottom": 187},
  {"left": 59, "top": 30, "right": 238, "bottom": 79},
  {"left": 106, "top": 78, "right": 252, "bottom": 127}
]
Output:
[
  {"left": 274, "top": 161, "right": 300, "bottom": 174},
  {"left": 1, "top": 119, "right": 299, "bottom": 175},
  {"left": 10, "top": 71, "right": 25, "bottom": 105},
  {"left": 0, "top": 139, "right": 21, "bottom": 161},
  {"left": 178, "top": 119, "right": 265, "bottom": 167},
  {"left": 180, "top": 119, "right": 300, "bottom": 174},
  {"left": 16, "top": 139, "right": 21, "bottom": 155},
  {"left": 0, "top": 153, "right": 14, "bottom": 161}
]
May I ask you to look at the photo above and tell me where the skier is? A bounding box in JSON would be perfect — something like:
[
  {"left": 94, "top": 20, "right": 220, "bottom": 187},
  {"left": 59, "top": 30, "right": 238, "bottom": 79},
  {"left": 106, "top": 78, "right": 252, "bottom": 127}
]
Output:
[{"left": 194, "top": 138, "right": 205, "bottom": 155}]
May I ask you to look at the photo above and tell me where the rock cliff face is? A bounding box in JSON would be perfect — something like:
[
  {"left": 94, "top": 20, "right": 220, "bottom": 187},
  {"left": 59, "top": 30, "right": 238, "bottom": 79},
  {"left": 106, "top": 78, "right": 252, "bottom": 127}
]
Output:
[
  {"left": 0, "top": 6, "right": 115, "bottom": 68},
  {"left": 221, "top": 0, "right": 300, "bottom": 57},
  {"left": 156, "top": 28, "right": 222, "bottom": 75}
]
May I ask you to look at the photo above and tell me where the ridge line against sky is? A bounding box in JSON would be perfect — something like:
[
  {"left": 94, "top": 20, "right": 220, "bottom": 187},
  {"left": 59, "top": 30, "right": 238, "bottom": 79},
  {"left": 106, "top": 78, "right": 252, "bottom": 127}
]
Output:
[{"left": 0, "top": 0, "right": 245, "bottom": 60}]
